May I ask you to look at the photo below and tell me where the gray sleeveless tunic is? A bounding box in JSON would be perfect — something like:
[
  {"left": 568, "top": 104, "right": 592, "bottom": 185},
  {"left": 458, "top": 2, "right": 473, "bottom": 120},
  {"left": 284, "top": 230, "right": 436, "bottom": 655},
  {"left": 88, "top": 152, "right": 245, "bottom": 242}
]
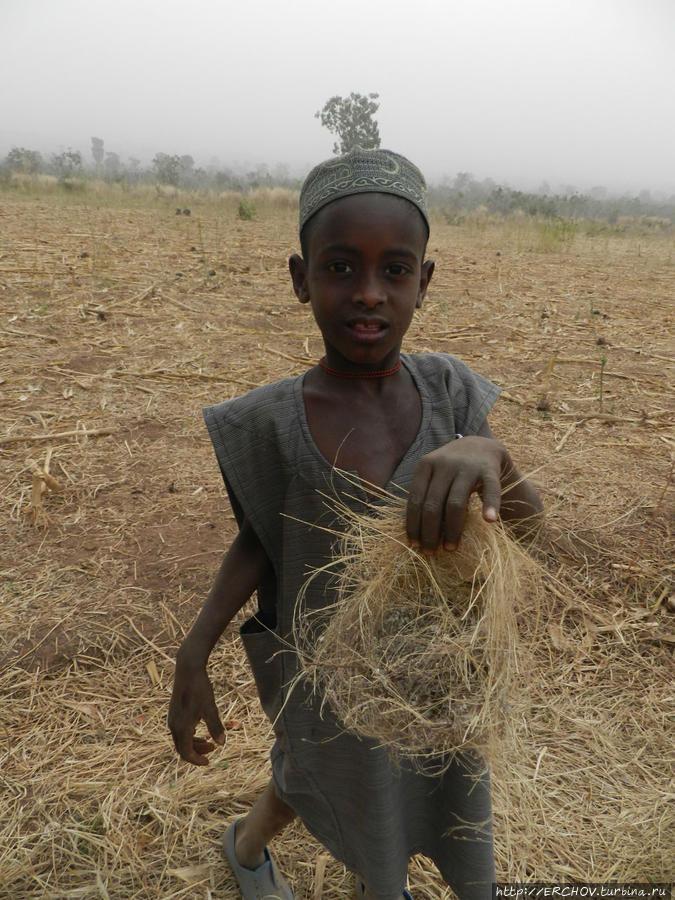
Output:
[{"left": 203, "top": 353, "right": 500, "bottom": 900}]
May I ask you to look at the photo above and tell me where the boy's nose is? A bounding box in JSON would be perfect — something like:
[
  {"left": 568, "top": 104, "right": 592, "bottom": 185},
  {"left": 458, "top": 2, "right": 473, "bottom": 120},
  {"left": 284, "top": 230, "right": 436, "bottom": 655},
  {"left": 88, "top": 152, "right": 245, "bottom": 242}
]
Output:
[{"left": 353, "top": 272, "right": 386, "bottom": 307}]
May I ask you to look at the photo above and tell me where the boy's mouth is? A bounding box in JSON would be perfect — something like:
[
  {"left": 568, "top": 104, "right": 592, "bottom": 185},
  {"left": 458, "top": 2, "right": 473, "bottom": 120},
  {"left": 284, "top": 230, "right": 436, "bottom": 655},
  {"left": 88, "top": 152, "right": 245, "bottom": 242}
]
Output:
[{"left": 347, "top": 317, "right": 388, "bottom": 342}]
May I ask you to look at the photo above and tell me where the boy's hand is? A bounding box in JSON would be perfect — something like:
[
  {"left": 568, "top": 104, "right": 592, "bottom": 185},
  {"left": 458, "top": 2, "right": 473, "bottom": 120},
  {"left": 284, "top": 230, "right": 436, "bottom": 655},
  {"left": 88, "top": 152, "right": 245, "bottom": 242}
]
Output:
[
  {"left": 168, "top": 657, "right": 225, "bottom": 766},
  {"left": 406, "top": 435, "right": 508, "bottom": 551}
]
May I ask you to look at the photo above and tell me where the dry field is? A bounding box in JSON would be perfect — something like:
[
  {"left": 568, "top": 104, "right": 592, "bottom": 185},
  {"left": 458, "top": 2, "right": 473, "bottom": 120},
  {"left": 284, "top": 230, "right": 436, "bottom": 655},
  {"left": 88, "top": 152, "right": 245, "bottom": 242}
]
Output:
[{"left": 0, "top": 188, "right": 673, "bottom": 899}]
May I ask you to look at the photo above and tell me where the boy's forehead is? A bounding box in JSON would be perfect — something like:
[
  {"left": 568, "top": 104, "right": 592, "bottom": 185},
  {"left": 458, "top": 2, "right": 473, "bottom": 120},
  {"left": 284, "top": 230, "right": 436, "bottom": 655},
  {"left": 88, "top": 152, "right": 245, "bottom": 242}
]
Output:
[
  {"left": 306, "top": 192, "right": 427, "bottom": 250},
  {"left": 299, "top": 148, "right": 429, "bottom": 235}
]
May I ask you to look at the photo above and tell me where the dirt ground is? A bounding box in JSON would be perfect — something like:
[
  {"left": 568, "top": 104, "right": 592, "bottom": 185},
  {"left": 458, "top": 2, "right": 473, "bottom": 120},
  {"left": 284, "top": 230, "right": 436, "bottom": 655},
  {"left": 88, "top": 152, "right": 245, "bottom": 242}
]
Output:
[{"left": 1, "top": 190, "right": 673, "bottom": 898}]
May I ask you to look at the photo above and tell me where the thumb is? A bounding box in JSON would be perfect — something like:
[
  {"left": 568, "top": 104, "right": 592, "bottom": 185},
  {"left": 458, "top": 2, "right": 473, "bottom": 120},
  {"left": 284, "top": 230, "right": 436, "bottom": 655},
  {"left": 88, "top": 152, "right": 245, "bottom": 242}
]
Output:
[{"left": 205, "top": 700, "right": 225, "bottom": 745}]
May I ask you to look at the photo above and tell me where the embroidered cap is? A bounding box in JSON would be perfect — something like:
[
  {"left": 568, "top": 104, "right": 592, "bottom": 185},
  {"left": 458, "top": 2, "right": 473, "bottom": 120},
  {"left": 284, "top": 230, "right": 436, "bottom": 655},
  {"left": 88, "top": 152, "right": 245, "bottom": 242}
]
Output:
[{"left": 299, "top": 147, "right": 429, "bottom": 234}]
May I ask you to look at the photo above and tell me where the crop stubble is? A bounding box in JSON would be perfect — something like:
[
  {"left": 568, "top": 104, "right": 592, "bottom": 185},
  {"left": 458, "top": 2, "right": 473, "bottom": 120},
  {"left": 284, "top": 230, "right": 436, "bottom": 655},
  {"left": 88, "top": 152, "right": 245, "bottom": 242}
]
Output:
[{"left": 0, "top": 193, "right": 673, "bottom": 897}]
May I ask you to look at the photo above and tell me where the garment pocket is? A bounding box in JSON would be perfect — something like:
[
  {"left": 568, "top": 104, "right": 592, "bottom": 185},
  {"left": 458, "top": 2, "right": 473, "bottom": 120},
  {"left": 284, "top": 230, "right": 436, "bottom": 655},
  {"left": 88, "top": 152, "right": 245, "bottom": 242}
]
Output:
[{"left": 240, "top": 613, "right": 284, "bottom": 725}]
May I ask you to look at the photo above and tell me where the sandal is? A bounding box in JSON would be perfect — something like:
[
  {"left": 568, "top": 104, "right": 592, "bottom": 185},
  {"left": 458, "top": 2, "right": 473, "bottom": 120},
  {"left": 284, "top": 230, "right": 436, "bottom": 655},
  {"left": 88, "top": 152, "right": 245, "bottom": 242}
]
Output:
[
  {"left": 355, "top": 875, "right": 413, "bottom": 900},
  {"left": 222, "top": 818, "right": 294, "bottom": 900}
]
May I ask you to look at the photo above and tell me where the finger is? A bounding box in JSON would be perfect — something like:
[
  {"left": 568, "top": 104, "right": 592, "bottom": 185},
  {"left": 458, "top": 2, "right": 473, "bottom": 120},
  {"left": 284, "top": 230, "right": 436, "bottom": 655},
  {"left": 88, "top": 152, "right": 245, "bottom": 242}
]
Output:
[
  {"left": 174, "top": 730, "right": 210, "bottom": 766},
  {"left": 193, "top": 736, "right": 217, "bottom": 755},
  {"left": 479, "top": 471, "right": 502, "bottom": 523},
  {"left": 170, "top": 712, "right": 211, "bottom": 765},
  {"left": 406, "top": 459, "right": 433, "bottom": 544},
  {"left": 185, "top": 749, "right": 210, "bottom": 766},
  {"left": 442, "top": 474, "right": 475, "bottom": 549},
  {"left": 169, "top": 715, "right": 187, "bottom": 755},
  {"left": 184, "top": 738, "right": 216, "bottom": 766},
  {"left": 418, "top": 470, "right": 452, "bottom": 550}
]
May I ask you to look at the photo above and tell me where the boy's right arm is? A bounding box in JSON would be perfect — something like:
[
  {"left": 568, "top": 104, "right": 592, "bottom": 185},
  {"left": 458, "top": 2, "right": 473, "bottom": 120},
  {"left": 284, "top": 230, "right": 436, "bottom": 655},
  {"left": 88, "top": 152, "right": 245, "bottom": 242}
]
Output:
[{"left": 168, "top": 520, "right": 271, "bottom": 765}]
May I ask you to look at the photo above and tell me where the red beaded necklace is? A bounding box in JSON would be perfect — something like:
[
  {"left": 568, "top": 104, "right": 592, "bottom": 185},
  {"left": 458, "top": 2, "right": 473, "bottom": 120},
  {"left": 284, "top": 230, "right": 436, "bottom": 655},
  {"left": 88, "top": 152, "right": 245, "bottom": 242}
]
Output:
[{"left": 318, "top": 357, "right": 402, "bottom": 379}]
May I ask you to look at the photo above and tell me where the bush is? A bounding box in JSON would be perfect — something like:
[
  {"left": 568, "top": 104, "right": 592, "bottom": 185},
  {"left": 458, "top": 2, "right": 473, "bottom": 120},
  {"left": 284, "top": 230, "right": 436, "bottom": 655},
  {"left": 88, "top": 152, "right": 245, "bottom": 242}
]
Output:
[{"left": 237, "top": 198, "right": 255, "bottom": 220}]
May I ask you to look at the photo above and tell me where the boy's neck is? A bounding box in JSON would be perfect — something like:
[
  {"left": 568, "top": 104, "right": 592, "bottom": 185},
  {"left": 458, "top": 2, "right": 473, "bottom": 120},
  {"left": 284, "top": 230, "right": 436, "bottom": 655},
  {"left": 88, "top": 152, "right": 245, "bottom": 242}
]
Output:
[
  {"left": 319, "top": 346, "right": 405, "bottom": 376},
  {"left": 318, "top": 356, "right": 402, "bottom": 380}
]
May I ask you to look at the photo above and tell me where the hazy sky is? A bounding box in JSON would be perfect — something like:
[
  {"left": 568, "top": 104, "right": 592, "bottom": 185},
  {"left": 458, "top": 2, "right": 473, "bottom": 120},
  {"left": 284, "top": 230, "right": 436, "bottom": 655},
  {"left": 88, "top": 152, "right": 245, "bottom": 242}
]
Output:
[{"left": 2, "top": 0, "right": 674, "bottom": 192}]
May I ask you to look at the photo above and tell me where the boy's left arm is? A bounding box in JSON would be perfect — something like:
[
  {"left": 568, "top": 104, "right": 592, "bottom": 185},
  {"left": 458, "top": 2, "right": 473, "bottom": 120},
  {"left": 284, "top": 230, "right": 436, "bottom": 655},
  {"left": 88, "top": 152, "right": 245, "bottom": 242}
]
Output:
[{"left": 406, "top": 420, "right": 543, "bottom": 551}]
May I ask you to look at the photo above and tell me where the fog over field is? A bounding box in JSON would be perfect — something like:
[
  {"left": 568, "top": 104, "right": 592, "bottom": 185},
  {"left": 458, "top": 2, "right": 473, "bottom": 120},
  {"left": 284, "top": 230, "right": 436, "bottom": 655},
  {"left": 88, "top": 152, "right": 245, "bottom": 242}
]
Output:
[{"left": 2, "top": 0, "right": 674, "bottom": 193}]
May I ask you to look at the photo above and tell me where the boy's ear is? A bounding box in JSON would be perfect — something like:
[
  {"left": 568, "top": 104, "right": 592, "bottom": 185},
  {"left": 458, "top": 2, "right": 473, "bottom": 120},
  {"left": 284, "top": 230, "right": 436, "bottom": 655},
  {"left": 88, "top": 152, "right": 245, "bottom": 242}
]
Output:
[
  {"left": 416, "top": 259, "right": 435, "bottom": 309},
  {"left": 289, "top": 253, "right": 310, "bottom": 304}
]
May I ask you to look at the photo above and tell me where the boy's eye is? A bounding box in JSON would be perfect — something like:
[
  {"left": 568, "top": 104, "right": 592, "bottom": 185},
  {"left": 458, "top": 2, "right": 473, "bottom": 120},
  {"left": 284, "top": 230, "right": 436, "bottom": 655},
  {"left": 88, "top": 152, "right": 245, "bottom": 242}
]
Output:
[
  {"left": 328, "top": 261, "right": 352, "bottom": 274},
  {"left": 386, "top": 263, "right": 411, "bottom": 276}
]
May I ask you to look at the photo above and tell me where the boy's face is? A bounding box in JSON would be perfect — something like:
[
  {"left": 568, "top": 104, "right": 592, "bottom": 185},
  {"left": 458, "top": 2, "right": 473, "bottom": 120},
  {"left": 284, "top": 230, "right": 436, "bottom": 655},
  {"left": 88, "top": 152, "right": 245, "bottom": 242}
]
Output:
[{"left": 290, "top": 193, "right": 434, "bottom": 371}]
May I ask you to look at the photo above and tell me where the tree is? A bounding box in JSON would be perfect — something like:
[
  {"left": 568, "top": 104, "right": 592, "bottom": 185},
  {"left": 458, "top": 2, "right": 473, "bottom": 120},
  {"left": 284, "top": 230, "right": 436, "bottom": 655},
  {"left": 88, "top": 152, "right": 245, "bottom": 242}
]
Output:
[
  {"left": 178, "top": 155, "right": 195, "bottom": 187},
  {"left": 91, "top": 137, "right": 104, "bottom": 170},
  {"left": 127, "top": 157, "right": 141, "bottom": 182},
  {"left": 6, "top": 147, "right": 43, "bottom": 174},
  {"left": 179, "top": 155, "right": 194, "bottom": 174},
  {"left": 103, "top": 151, "right": 121, "bottom": 179},
  {"left": 51, "top": 149, "right": 82, "bottom": 179},
  {"left": 152, "top": 152, "right": 181, "bottom": 186},
  {"left": 315, "top": 92, "right": 380, "bottom": 155}
]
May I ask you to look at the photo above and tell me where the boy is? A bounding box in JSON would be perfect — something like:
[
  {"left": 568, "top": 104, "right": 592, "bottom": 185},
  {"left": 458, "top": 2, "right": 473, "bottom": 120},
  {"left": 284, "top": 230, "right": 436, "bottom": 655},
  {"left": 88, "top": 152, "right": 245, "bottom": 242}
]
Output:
[{"left": 168, "top": 149, "right": 543, "bottom": 900}]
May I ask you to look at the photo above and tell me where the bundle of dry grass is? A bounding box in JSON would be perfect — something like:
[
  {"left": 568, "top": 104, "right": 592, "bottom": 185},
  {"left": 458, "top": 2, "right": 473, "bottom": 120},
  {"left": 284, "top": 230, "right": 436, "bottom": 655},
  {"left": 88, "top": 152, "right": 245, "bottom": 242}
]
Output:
[{"left": 293, "top": 487, "right": 543, "bottom": 770}]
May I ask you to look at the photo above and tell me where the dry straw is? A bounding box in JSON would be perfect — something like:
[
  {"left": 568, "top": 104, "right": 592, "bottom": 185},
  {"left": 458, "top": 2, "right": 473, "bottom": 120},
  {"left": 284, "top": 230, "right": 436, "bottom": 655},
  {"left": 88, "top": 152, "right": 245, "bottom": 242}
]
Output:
[
  {"left": 2, "top": 195, "right": 672, "bottom": 892},
  {"left": 292, "top": 481, "right": 544, "bottom": 771}
]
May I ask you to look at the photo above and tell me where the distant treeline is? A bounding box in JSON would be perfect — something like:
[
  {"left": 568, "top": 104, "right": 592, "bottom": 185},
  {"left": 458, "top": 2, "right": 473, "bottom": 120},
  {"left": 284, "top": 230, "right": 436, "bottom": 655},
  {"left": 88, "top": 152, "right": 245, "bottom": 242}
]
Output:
[
  {"left": 429, "top": 174, "right": 674, "bottom": 225},
  {"left": 0, "top": 145, "right": 298, "bottom": 193},
  {"left": 2, "top": 144, "right": 674, "bottom": 223}
]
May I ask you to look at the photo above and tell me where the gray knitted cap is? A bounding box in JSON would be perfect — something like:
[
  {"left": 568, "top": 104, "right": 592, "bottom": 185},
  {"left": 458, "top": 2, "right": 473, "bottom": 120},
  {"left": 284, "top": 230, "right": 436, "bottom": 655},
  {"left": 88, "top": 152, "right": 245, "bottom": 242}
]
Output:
[{"left": 299, "top": 147, "right": 429, "bottom": 234}]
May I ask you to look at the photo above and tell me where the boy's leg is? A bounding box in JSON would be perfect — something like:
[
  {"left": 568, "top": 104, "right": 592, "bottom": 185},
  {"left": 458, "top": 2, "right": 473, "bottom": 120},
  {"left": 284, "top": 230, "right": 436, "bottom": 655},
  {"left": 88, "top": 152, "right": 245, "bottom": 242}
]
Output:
[{"left": 233, "top": 777, "right": 296, "bottom": 868}]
